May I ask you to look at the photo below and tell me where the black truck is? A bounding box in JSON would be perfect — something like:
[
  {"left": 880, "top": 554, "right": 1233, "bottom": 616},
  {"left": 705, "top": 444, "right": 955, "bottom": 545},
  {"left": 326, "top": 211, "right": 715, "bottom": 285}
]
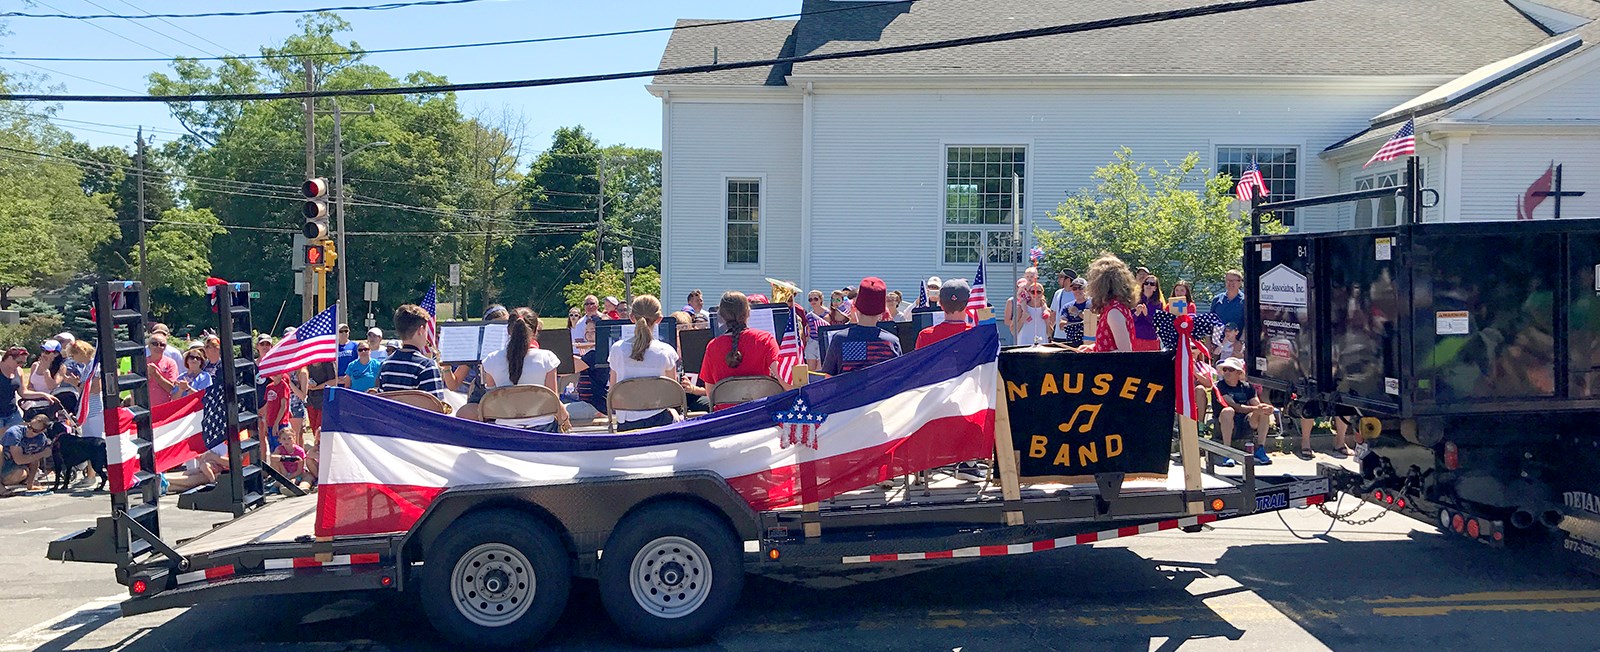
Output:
[{"left": 1244, "top": 195, "right": 1600, "bottom": 573}]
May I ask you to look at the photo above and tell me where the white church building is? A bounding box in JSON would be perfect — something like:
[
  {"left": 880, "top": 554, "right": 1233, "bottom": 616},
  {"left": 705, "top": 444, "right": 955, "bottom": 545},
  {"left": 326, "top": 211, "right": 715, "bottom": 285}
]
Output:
[{"left": 648, "top": 0, "right": 1600, "bottom": 304}]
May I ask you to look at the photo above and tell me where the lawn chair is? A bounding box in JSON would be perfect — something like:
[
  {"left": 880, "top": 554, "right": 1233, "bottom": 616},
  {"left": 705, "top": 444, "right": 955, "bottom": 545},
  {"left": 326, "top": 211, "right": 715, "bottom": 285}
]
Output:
[{"left": 606, "top": 376, "right": 686, "bottom": 433}]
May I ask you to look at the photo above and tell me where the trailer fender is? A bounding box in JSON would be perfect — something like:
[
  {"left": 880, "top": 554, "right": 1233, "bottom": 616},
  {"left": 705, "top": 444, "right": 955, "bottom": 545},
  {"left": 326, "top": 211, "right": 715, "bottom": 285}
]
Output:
[{"left": 399, "top": 471, "right": 761, "bottom": 578}]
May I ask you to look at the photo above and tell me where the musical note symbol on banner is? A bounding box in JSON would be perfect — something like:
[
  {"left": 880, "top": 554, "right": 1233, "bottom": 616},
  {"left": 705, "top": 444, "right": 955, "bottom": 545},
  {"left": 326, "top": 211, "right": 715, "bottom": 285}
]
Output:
[{"left": 1059, "top": 404, "right": 1102, "bottom": 433}]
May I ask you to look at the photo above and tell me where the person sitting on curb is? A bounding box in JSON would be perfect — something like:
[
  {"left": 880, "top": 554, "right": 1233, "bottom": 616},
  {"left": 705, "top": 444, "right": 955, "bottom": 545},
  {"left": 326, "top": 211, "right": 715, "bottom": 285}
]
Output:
[
  {"left": 1, "top": 414, "right": 53, "bottom": 494},
  {"left": 1215, "top": 357, "right": 1273, "bottom": 467}
]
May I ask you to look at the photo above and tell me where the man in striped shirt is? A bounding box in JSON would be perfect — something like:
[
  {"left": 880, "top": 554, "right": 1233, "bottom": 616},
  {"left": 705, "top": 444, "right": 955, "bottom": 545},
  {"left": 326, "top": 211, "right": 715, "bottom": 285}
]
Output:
[{"left": 377, "top": 304, "right": 445, "bottom": 398}]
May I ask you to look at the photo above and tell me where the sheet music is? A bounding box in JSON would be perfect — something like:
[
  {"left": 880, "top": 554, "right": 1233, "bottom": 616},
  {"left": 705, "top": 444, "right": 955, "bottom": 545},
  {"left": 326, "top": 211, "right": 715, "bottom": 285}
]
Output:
[
  {"left": 438, "top": 324, "right": 483, "bottom": 363},
  {"left": 617, "top": 323, "right": 635, "bottom": 343},
  {"left": 749, "top": 308, "right": 776, "bottom": 337},
  {"left": 480, "top": 324, "right": 509, "bottom": 357}
]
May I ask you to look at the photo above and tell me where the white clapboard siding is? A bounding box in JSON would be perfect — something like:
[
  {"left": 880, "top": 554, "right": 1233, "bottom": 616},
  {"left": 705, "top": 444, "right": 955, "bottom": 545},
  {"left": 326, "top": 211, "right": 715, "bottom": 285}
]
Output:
[
  {"left": 1456, "top": 133, "right": 1600, "bottom": 221},
  {"left": 1493, "top": 67, "right": 1600, "bottom": 120},
  {"left": 662, "top": 100, "right": 803, "bottom": 307},
  {"left": 801, "top": 86, "right": 1429, "bottom": 296}
]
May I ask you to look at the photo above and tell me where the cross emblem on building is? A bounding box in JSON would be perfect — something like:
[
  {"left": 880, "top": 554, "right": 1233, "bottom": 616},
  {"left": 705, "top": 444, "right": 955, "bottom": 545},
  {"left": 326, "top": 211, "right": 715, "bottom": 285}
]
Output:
[{"left": 1524, "top": 163, "right": 1586, "bottom": 220}]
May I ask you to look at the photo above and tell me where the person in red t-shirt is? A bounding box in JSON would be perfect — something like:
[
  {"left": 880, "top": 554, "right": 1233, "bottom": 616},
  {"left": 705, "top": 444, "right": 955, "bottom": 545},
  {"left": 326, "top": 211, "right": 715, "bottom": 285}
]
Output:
[
  {"left": 694, "top": 291, "right": 782, "bottom": 410},
  {"left": 916, "top": 279, "right": 975, "bottom": 349}
]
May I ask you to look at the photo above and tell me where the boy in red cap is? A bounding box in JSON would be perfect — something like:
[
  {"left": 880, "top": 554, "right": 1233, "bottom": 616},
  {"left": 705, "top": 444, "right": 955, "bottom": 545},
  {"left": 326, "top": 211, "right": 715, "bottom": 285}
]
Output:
[{"left": 820, "top": 277, "right": 901, "bottom": 375}]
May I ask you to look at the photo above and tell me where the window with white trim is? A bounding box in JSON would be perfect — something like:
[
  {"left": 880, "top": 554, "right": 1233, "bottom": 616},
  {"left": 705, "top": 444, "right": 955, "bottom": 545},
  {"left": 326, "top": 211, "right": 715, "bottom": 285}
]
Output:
[
  {"left": 1217, "top": 146, "right": 1298, "bottom": 225},
  {"left": 1353, "top": 171, "right": 1400, "bottom": 228},
  {"left": 944, "top": 146, "right": 1025, "bottom": 266},
  {"left": 725, "top": 178, "right": 760, "bottom": 265}
]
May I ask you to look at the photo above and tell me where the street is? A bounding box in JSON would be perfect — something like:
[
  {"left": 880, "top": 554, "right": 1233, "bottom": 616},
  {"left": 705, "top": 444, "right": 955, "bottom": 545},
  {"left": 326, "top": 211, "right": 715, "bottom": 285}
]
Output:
[{"left": 4, "top": 465, "right": 1598, "bottom": 652}]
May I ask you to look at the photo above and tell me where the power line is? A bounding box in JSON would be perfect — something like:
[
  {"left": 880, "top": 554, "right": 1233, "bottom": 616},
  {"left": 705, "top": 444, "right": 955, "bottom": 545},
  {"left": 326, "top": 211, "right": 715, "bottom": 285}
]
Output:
[
  {"left": 81, "top": 0, "right": 224, "bottom": 58},
  {"left": 115, "top": 0, "right": 239, "bottom": 56},
  {"left": 0, "top": 1, "right": 917, "bottom": 62},
  {"left": 0, "top": 0, "right": 1315, "bottom": 104},
  {"left": 3, "top": 0, "right": 503, "bottom": 20},
  {"left": 29, "top": 0, "right": 173, "bottom": 59},
  {"left": 0, "top": 61, "right": 144, "bottom": 94}
]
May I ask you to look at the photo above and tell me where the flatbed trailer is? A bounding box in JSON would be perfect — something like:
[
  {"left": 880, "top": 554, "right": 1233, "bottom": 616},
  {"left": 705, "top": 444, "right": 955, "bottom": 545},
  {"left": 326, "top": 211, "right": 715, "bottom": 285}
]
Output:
[{"left": 48, "top": 280, "right": 1334, "bottom": 648}]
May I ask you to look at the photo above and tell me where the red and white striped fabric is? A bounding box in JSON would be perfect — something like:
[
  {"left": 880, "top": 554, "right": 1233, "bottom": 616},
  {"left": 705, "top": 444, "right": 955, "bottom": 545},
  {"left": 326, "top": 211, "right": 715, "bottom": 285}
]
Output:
[
  {"left": 315, "top": 326, "right": 1002, "bottom": 537},
  {"left": 1174, "top": 314, "right": 1202, "bottom": 421},
  {"left": 105, "top": 391, "right": 207, "bottom": 493}
]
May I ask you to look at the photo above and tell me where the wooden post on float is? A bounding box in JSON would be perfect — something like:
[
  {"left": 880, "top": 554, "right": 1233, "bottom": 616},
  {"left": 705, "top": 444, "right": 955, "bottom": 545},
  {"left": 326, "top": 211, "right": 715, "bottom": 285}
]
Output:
[
  {"left": 1178, "top": 385, "right": 1205, "bottom": 515},
  {"left": 983, "top": 304, "right": 1024, "bottom": 526},
  {"left": 792, "top": 364, "right": 822, "bottom": 538}
]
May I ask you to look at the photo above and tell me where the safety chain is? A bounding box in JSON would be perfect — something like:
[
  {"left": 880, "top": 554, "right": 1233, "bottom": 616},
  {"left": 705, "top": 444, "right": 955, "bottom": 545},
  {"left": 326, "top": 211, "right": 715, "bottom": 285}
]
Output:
[{"left": 1317, "top": 497, "right": 1393, "bottom": 526}]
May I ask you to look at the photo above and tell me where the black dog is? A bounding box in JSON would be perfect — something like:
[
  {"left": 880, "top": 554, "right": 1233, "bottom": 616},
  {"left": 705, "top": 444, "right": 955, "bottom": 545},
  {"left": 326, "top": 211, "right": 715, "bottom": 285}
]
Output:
[{"left": 51, "top": 432, "right": 107, "bottom": 492}]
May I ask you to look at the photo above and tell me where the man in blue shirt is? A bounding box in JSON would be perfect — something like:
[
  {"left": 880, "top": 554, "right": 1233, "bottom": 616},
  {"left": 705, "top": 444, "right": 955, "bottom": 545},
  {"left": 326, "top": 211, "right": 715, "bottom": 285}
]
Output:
[
  {"left": 821, "top": 277, "right": 902, "bottom": 376},
  {"left": 1, "top": 415, "right": 52, "bottom": 493},
  {"left": 335, "top": 324, "right": 359, "bottom": 376},
  {"left": 1211, "top": 269, "right": 1246, "bottom": 331}
]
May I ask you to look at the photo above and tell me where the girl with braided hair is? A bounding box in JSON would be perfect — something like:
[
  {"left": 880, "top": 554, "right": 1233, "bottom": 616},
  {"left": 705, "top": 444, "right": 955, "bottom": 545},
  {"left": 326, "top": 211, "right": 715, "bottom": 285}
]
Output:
[{"left": 694, "top": 292, "right": 782, "bottom": 411}]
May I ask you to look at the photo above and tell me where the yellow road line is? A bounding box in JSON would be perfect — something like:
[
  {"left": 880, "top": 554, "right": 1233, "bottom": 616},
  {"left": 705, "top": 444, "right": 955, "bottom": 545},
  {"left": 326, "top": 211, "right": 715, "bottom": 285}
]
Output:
[
  {"left": 1374, "top": 600, "right": 1600, "bottom": 617},
  {"left": 1370, "top": 590, "right": 1600, "bottom": 604}
]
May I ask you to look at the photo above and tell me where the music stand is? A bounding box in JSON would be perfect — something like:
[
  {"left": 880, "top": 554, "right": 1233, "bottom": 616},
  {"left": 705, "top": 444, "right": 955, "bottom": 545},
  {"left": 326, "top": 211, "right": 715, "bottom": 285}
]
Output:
[
  {"left": 678, "top": 328, "right": 713, "bottom": 374},
  {"left": 537, "top": 327, "right": 575, "bottom": 375}
]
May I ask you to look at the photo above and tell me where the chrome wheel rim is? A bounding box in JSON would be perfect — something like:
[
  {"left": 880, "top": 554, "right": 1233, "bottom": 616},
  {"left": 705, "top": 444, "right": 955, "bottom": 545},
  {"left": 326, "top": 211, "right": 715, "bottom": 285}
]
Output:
[
  {"left": 629, "top": 536, "right": 712, "bottom": 619},
  {"left": 451, "top": 542, "right": 535, "bottom": 627}
]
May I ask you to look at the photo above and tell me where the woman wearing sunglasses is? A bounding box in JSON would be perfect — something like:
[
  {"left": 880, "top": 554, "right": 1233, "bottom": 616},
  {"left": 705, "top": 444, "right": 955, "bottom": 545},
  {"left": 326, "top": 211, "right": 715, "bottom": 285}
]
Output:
[
  {"left": 1132, "top": 274, "right": 1166, "bottom": 351},
  {"left": 1013, "top": 281, "right": 1054, "bottom": 346}
]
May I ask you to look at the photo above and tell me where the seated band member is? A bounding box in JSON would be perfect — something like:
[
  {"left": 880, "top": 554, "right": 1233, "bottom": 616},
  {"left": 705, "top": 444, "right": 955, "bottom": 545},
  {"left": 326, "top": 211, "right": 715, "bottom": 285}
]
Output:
[
  {"left": 692, "top": 291, "right": 782, "bottom": 411},
  {"left": 378, "top": 304, "right": 445, "bottom": 398},
  {"left": 820, "top": 277, "right": 901, "bottom": 376},
  {"left": 481, "top": 308, "right": 568, "bottom": 431},
  {"left": 608, "top": 295, "right": 681, "bottom": 431}
]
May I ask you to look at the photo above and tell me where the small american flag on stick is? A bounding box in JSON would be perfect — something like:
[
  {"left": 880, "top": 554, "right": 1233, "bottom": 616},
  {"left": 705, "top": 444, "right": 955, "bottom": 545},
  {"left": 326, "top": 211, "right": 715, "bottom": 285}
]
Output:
[
  {"left": 1235, "top": 159, "right": 1269, "bottom": 202},
  {"left": 776, "top": 306, "right": 801, "bottom": 382},
  {"left": 420, "top": 284, "right": 438, "bottom": 355},
  {"left": 1364, "top": 119, "right": 1416, "bottom": 168},
  {"left": 256, "top": 305, "right": 339, "bottom": 378},
  {"left": 966, "top": 260, "right": 988, "bottom": 325}
]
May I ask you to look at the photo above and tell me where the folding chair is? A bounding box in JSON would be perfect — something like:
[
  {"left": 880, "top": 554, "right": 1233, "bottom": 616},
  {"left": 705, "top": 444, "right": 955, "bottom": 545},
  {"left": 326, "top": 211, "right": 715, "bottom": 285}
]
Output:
[
  {"left": 379, "top": 389, "right": 452, "bottom": 415},
  {"left": 606, "top": 376, "right": 687, "bottom": 433},
  {"left": 479, "top": 385, "right": 564, "bottom": 430},
  {"left": 707, "top": 375, "right": 785, "bottom": 409}
]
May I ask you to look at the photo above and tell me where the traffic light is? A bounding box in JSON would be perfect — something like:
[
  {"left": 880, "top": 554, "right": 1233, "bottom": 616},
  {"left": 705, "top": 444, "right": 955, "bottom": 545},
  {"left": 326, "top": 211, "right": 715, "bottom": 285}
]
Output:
[
  {"left": 303, "top": 241, "right": 327, "bottom": 270},
  {"left": 302, "top": 177, "right": 330, "bottom": 239}
]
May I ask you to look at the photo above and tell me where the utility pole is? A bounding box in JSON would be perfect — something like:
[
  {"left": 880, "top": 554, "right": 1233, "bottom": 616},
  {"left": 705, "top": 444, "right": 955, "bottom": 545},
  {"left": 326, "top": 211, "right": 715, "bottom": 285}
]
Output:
[
  {"left": 316, "top": 101, "right": 381, "bottom": 329},
  {"left": 302, "top": 60, "right": 317, "bottom": 322},
  {"left": 135, "top": 127, "right": 147, "bottom": 318},
  {"left": 595, "top": 154, "right": 605, "bottom": 274}
]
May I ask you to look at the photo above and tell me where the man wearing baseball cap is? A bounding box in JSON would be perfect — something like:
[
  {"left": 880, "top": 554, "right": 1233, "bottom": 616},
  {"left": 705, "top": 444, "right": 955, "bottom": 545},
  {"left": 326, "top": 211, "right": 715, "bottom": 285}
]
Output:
[
  {"left": 1215, "top": 357, "right": 1274, "bottom": 466},
  {"left": 820, "top": 277, "right": 901, "bottom": 376}
]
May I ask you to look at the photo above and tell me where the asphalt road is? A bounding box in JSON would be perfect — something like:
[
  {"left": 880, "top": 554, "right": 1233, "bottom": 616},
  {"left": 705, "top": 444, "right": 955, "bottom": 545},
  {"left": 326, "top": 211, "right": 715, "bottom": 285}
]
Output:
[{"left": 4, "top": 459, "right": 1600, "bottom": 652}]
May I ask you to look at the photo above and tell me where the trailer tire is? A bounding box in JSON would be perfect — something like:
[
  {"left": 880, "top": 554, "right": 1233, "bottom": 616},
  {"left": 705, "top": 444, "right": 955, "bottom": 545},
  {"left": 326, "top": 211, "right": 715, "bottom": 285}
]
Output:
[
  {"left": 599, "top": 502, "right": 743, "bottom": 647},
  {"left": 419, "top": 510, "right": 570, "bottom": 649}
]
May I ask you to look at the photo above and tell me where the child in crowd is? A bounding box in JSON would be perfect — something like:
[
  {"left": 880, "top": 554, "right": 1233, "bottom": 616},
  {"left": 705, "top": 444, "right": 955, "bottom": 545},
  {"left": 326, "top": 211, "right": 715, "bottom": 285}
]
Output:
[{"left": 378, "top": 304, "right": 445, "bottom": 397}]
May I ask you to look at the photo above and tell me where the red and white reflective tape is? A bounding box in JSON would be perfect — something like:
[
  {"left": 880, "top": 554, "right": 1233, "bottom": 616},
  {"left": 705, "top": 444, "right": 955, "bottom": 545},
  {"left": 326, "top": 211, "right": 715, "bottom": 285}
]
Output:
[
  {"left": 841, "top": 494, "right": 1326, "bottom": 565},
  {"left": 174, "top": 564, "right": 236, "bottom": 586},
  {"left": 262, "top": 553, "right": 382, "bottom": 571}
]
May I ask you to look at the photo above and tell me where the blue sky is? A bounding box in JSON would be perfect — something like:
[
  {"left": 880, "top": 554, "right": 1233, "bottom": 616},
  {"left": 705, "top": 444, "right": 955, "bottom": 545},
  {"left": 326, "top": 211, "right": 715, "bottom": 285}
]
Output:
[{"left": 3, "top": 0, "right": 800, "bottom": 153}]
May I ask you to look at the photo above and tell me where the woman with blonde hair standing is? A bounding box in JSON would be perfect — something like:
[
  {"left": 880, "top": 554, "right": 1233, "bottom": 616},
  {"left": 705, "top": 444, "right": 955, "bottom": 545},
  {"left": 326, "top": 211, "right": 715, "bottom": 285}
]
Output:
[{"left": 1080, "top": 254, "right": 1138, "bottom": 353}]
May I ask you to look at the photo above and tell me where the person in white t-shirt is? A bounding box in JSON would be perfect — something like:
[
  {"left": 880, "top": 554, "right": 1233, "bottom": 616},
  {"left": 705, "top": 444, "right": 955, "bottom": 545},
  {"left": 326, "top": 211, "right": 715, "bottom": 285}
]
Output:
[
  {"left": 480, "top": 307, "right": 567, "bottom": 431},
  {"left": 1051, "top": 268, "right": 1079, "bottom": 342},
  {"left": 607, "top": 295, "right": 680, "bottom": 432}
]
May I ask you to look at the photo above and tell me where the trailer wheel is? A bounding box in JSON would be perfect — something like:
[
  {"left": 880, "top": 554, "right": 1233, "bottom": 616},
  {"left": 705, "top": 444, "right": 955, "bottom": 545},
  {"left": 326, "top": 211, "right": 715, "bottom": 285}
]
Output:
[
  {"left": 599, "top": 502, "right": 743, "bottom": 646},
  {"left": 420, "top": 510, "right": 570, "bottom": 649}
]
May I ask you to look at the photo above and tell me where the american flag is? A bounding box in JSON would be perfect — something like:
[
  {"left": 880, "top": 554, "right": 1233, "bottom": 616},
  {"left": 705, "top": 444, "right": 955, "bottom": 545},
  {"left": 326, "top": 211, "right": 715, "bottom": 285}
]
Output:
[
  {"left": 1235, "top": 159, "right": 1269, "bottom": 202},
  {"left": 256, "top": 304, "right": 339, "bottom": 378},
  {"left": 776, "top": 306, "right": 801, "bottom": 382},
  {"left": 1364, "top": 119, "right": 1416, "bottom": 169},
  {"left": 420, "top": 284, "right": 438, "bottom": 355},
  {"left": 77, "top": 352, "right": 98, "bottom": 425},
  {"left": 200, "top": 383, "right": 230, "bottom": 451},
  {"left": 916, "top": 281, "right": 929, "bottom": 308},
  {"left": 966, "top": 260, "right": 988, "bottom": 325},
  {"left": 1029, "top": 246, "right": 1044, "bottom": 265}
]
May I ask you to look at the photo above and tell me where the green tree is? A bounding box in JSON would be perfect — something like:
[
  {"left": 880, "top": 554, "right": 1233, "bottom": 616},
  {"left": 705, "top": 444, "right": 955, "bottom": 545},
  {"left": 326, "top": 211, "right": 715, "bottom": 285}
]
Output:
[
  {"left": 563, "top": 265, "right": 661, "bottom": 312},
  {"left": 498, "top": 127, "right": 661, "bottom": 315},
  {"left": 1035, "top": 148, "right": 1284, "bottom": 299},
  {"left": 130, "top": 207, "right": 225, "bottom": 320},
  {"left": 58, "top": 140, "right": 178, "bottom": 278}
]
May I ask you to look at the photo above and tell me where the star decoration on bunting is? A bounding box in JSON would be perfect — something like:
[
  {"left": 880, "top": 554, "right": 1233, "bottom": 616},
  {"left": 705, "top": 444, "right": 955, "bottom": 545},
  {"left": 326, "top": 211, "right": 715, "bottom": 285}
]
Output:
[{"left": 774, "top": 396, "right": 828, "bottom": 450}]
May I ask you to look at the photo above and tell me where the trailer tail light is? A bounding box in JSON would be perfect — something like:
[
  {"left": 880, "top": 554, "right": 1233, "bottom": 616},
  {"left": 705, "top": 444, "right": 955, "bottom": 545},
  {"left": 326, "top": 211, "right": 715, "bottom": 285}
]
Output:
[
  {"left": 1443, "top": 441, "right": 1460, "bottom": 470},
  {"left": 1211, "top": 498, "right": 1225, "bottom": 511},
  {"left": 1396, "top": 497, "right": 1407, "bottom": 509},
  {"left": 131, "top": 579, "right": 148, "bottom": 596},
  {"left": 1467, "top": 519, "right": 1482, "bottom": 539},
  {"left": 1373, "top": 490, "right": 1385, "bottom": 502},
  {"left": 768, "top": 549, "right": 781, "bottom": 560},
  {"left": 380, "top": 576, "right": 393, "bottom": 588},
  {"left": 1493, "top": 530, "right": 1504, "bottom": 542},
  {"left": 1451, "top": 514, "right": 1466, "bottom": 533}
]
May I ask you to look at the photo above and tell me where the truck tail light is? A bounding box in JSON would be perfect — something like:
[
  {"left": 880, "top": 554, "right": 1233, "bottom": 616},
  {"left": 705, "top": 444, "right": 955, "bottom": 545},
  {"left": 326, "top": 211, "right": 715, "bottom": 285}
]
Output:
[
  {"left": 1443, "top": 441, "right": 1460, "bottom": 470},
  {"left": 1466, "top": 518, "right": 1482, "bottom": 539},
  {"left": 1451, "top": 514, "right": 1466, "bottom": 533}
]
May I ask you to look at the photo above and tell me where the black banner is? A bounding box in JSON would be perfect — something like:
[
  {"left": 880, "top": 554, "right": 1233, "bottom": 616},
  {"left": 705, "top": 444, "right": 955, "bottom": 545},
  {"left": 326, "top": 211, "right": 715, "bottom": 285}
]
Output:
[{"left": 998, "top": 350, "right": 1176, "bottom": 480}]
